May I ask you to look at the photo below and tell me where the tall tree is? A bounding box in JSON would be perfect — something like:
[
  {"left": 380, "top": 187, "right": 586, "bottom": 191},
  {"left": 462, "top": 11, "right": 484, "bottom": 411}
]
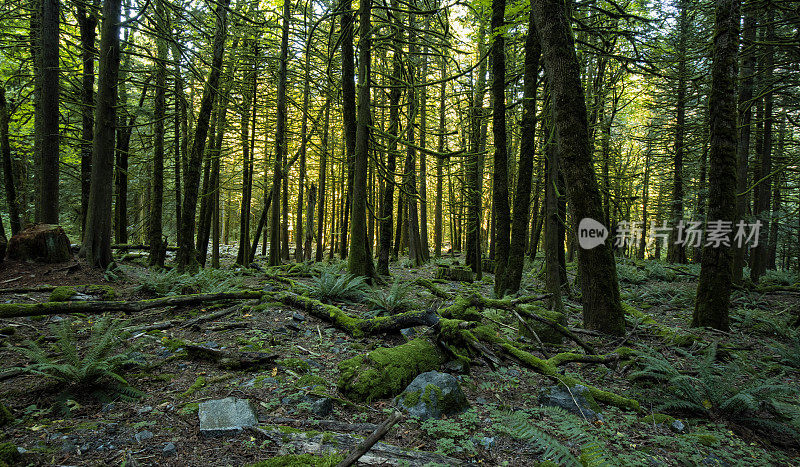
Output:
[
  {"left": 0, "top": 88, "right": 21, "bottom": 235},
  {"left": 269, "top": 0, "right": 291, "bottom": 266},
  {"left": 148, "top": 0, "right": 169, "bottom": 267},
  {"left": 347, "top": 0, "right": 374, "bottom": 278},
  {"left": 498, "top": 8, "right": 540, "bottom": 296},
  {"left": 692, "top": 0, "right": 740, "bottom": 330},
  {"left": 667, "top": 0, "right": 689, "bottom": 264},
  {"left": 81, "top": 0, "right": 123, "bottom": 268},
  {"left": 531, "top": 0, "right": 626, "bottom": 335},
  {"left": 34, "top": 0, "right": 59, "bottom": 223},
  {"left": 77, "top": 2, "right": 97, "bottom": 234},
  {"left": 176, "top": 0, "right": 231, "bottom": 271}
]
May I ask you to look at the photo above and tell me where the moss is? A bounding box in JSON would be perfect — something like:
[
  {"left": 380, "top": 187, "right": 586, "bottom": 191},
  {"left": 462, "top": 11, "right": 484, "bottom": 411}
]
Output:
[
  {"left": 517, "top": 305, "right": 566, "bottom": 344},
  {"left": 0, "top": 403, "right": 12, "bottom": 427},
  {"left": 686, "top": 433, "right": 719, "bottom": 447},
  {"left": 279, "top": 358, "right": 311, "bottom": 374},
  {"left": 337, "top": 337, "right": 445, "bottom": 402},
  {"left": 399, "top": 390, "right": 421, "bottom": 407},
  {"left": 0, "top": 442, "right": 20, "bottom": 466},
  {"left": 179, "top": 376, "right": 207, "bottom": 399},
  {"left": 622, "top": 302, "right": 698, "bottom": 346},
  {"left": 295, "top": 374, "right": 327, "bottom": 388},
  {"left": 248, "top": 453, "right": 344, "bottom": 467},
  {"left": 86, "top": 285, "right": 116, "bottom": 300},
  {"left": 49, "top": 286, "right": 77, "bottom": 302},
  {"left": 178, "top": 403, "right": 199, "bottom": 416},
  {"left": 639, "top": 413, "right": 675, "bottom": 425},
  {"left": 161, "top": 336, "right": 188, "bottom": 352}
]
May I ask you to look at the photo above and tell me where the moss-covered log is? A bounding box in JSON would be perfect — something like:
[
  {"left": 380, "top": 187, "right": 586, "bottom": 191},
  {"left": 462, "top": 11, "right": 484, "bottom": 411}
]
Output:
[
  {"left": 337, "top": 338, "right": 447, "bottom": 402},
  {"left": 414, "top": 278, "right": 451, "bottom": 299},
  {"left": 268, "top": 291, "right": 439, "bottom": 337},
  {"left": 0, "top": 290, "right": 263, "bottom": 319}
]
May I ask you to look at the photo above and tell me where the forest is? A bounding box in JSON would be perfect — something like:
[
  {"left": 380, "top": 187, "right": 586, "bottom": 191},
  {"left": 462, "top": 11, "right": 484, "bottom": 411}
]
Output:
[{"left": 0, "top": 0, "right": 799, "bottom": 464}]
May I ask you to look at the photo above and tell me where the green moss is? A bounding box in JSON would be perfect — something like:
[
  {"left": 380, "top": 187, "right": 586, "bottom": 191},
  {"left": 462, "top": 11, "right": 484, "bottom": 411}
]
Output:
[
  {"left": 686, "top": 433, "right": 719, "bottom": 447},
  {"left": 295, "top": 374, "right": 327, "bottom": 388},
  {"left": 279, "top": 358, "right": 311, "bottom": 374},
  {"left": 178, "top": 403, "right": 199, "bottom": 416},
  {"left": 49, "top": 286, "right": 77, "bottom": 302},
  {"left": 399, "top": 390, "right": 421, "bottom": 407},
  {"left": 639, "top": 413, "right": 675, "bottom": 425},
  {"left": 161, "top": 337, "right": 188, "bottom": 352},
  {"left": 179, "top": 376, "right": 206, "bottom": 399},
  {"left": 337, "top": 337, "right": 445, "bottom": 402},
  {"left": 86, "top": 285, "right": 116, "bottom": 300},
  {"left": 248, "top": 453, "right": 344, "bottom": 467},
  {"left": 0, "top": 403, "right": 12, "bottom": 427},
  {"left": 517, "top": 305, "right": 566, "bottom": 344}
]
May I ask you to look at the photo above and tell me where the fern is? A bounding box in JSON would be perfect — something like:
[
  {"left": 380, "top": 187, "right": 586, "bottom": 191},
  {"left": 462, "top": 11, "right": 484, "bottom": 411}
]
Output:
[
  {"left": 11, "top": 317, "right": 142, "bottom": 402},
  {"left": 136, "top": 268, "right": 244, "bottom": 296},
  {"left": 366, "top": 280, "right": 415, "bottom": 315},
  {"left": 310, "top": 263, "right": 368, "bottom": 303},
  {"left": 498, "top": 407, "right": 613, "bottom": 467}
]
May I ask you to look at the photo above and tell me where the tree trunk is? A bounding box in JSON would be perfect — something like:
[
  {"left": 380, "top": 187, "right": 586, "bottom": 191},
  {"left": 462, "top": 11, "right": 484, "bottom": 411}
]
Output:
[
  {"left": 35, "top": 0, "right": 59, "bottom": 224},
  {"left": 0, "top": 88, "right": 21, "bottom": 235},
  {"left": 339, "top": 0, "right": 356, "bottom": 261},
  {"left": 749, "top": 8, "right": 774, "bottom": 284},
  {"left": 531, "top": 0, "right": 625, "bottom": 335},
  {"left": 347, "top": 0, "right": 375, "bottom": 279},
  {"left": 269, "top": 0, "right": 290, "bottom": 265},
  {"left": 81, "top": 0, "right": 122, "bottom": 268},
  {"left": 692, "top": 0, "right": 739, "bottom": 331},
  {"left": 499, "top": 9, "right": 539, "bottom": 296},
  {"left": 148, "top": 0, "right": 169, "bottom": 268},
  {"left": 316, "top": 98, "right": 330, "bottom": 262},
  {"left": 177, "top": 0, "right": 231, "bottom": 271},
  {"left": 667, "top": 0, "right": 689, "bottom": 264},
  {"left": 434, "top": 49, "right": 446, "bottom": 258},
  {"left": 731, "top": 5, "right": 756, "bottom": 284},
  {"left": 237, "top": 45, "right": 256, "bottom": 266},
  {"left": 490, "top": 0, "right": 510, "bottom": 296},
  {"left": 77, "top": 5, "right": 96, "bottom": 235},
  {"left": 466, "top": 19, "right": 487, "bottom": 278}
]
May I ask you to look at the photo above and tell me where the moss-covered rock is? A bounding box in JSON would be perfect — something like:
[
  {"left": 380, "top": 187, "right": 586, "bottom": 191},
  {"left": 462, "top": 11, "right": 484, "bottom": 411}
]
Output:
[
  {"left": 517, "top": 305, "right": 566, "bottom": 344},
  {"left": 337, "top": 337, "right": 446, "bottom": 402},
  {"left": 394, "top": 371, "right": 469, "bottom": 420},
  {"left": 248, "top": 453, "right": 344, "bottom": 467},
  {"left": 0, "top": 442, "right": 21, "bottom": 467},
  {"left": 279, "top": 358, "right": 311, "bottom": 374},
  {"left": 49, "top": 286, "right": 77, "bottom": 302}
]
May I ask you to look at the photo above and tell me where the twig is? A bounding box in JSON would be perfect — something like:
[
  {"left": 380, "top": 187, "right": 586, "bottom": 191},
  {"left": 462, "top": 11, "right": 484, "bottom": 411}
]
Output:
[{"left": 336, "top": 411, "right": 403, "bottom": 467}]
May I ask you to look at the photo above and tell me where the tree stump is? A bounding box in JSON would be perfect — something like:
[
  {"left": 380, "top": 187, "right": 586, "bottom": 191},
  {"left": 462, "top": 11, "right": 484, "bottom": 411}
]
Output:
[
  {"left": 5, "top": 224, "right": 72, "bottom": 263},
  {"left": 434, "top": 265, "right": 473, "bottom": 283}
]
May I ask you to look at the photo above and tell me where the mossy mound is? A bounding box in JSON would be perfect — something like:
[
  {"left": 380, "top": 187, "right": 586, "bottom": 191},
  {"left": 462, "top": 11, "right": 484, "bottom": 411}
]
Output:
[
  {"left": 394, "top": 371, "right": 469, "bottom": 420},
  {"left": 86, "top": 285, "right": 116, "bottom": 300},
  {"left": 49, "top": 286, "right": 77, "bottom": 302},
  {"left": 0, "top": 442, "right": 21, "bottom": 467},
  {"left": 248, "top": 453, "right": 344, "bottom": 467},
  {"left": 337, "top": 337, "right": 446, "bottom": 402},
  {"left": 0, "top": 403, "right": 13, "bottom": 427}
]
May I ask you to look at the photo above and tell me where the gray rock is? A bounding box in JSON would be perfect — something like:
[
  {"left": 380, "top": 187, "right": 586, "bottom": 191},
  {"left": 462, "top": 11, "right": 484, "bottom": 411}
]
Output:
[
  {"left": 60, "top": 440, "right": 77, "bottom": 453},
  {"left": 310, "top": 398, "right": 333, "bottom": 417},
  {"left": 198, "top": 397, "right": 257, "bottom": 437},
  {"left": 137, "top": 406, "right": 153, "bottom": 414},
  {"left": 478, "top": 436, "right": 495, "bottom": 450},
  {"left": 285, "top": 322, "right": 301, "bottom": 332},
  {"left": 134, "top": 430, "right": 154, "bottom": 443},
  {"left": 400, "top": 328, "right": 418, "bottom": 340},
  {"left": 292, "top": 312, "right": 306, "bottom": 322},
  {"left": 538, "top": 385, "right": 603, "bottom": 422},
  {"left": 443, "top": 360, "right": 465, "bottom": 373},
  {"left": 670, "top": 419, "right": 685, "bottom": 433},
  {"left": 394, "top": 371, "right": 469, "bottom": 420},
  {"left": 162, "top": 442, "right": 176, "bottom": 456}
]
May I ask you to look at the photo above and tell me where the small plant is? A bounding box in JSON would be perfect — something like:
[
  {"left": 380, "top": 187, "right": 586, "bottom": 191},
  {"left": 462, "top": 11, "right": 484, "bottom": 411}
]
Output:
[
  {"left": 310, "top": 263, "right": 367, "bottom": 303},
  {"left": 366, "top": 280, "right": 415, "bottom": 315},
  {"left": 616, "top": 262, "right": 646, "bottom": 284},
  {"left": 644, "top": 261, "right": 677, "bottom": 282},
  {"left": 136, "top": 268, "right": 244, "bottom": 296},
  {"left": 11, "top": 317, "right": 141, "bottom": 402}
]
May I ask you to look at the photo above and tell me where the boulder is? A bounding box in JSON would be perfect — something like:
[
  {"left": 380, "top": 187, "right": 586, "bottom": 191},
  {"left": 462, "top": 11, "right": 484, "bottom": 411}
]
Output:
[
  {"left": 5, "top": 224, "right": 72, "bottom": 263},
  {"left": 198, "top": 397, "right": 257, "bottom": 437},
  {"left": 394, "top": 371, "right": 469, "bottom": 420},
  {"left": 538, "top": 385, "right": 603, "bottom": 422}
]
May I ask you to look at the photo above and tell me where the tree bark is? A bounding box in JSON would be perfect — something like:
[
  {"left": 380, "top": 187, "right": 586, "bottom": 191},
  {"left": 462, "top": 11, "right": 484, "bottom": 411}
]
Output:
[
  {"left": 148, "top": 0, "right": 169, "bottom": 268},
  {"left": 81, "top": 0, "right": 122, "bottom": 268},
  {"left": 35, "top": 0, "right": 59, "bottom": 224},
  {"left": 531, "top": 0, "right": 625, "bottom": 335},
  {"left": 667, "top": 0, "right": 689, "bottom": 264},
  {"left": 270, "top": 0, "right": 291, "bottom": 266},
  {"left": 692, "top": 0, "right": 739, "bottom": 331},
  {"left": 0, "top": 88, "right": 21, "bottom": 235},
  {"left": 77, "top": 4, "right": 96, "bottom": 236}
]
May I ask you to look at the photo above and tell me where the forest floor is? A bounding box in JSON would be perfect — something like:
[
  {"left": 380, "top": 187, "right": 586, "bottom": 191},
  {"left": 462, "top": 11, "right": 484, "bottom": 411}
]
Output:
[{"left": 1, "top": 249, "right": 799, "bottom": 466}]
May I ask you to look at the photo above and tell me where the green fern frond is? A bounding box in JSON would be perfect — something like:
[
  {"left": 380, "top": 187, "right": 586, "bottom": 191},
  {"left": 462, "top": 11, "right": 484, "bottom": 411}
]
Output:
[{"left": 499, "top": 411, "right": 582, "bottom": 466}]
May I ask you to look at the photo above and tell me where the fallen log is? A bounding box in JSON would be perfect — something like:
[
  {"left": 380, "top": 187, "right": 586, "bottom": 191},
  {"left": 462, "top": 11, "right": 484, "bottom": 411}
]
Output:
[
  {"left": 185, "top": 344, "right": 279, "bottom": 370},
  {"left": 256, "top": 417, "right": 379, "bottom": 434},
  {"left": 0, "top": 290, "right": 262, "bottom": 319}
]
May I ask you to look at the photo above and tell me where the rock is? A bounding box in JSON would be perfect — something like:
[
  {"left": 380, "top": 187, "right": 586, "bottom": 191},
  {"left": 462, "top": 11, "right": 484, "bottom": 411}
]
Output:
[
  {"left": 134, "top": 430, "right": 154, "bottom": 443},
  {"left": 60, "top": 440, "right": 77, "bottom": 453},
  {"left": 670, "top": 419, "right": 685, "bottom": 433},
  {"left": 198, "top": 397, "right": 257, "bottom": 437},
  {"left": 137, "top": 406, "right": 153, "bottom": 414},
  {"left": 538, "top": 385, "right": 603, "bottom": 422},
  {"left": 702, "top": 454, "right": 730, "bottom": 466},
  {"left": 394, "top": 371, "right": 469, "bottom": 420},
  {"left": 285, "top": 322, "right": 302, "bottom": 332},
  {"left": 5, "top": 224, "right": 72, "bottom": 263},
  {"left": 101, "top": 402, "right": 116, "bottom": 413},
  {"left": 400, "top": 328, "right": 419, "bottom": 340},
  {"left": 162, "top": 442, "right": 176, "bottom": 456},
  {"left": 310, "top": 398, "right": 333, "bottom": 418},
  {"left": 292, "top": 312, "right": 306, "bottom": 322},
  {"left": 442, "top": 360, "right": 465, "bottom": 373}
]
